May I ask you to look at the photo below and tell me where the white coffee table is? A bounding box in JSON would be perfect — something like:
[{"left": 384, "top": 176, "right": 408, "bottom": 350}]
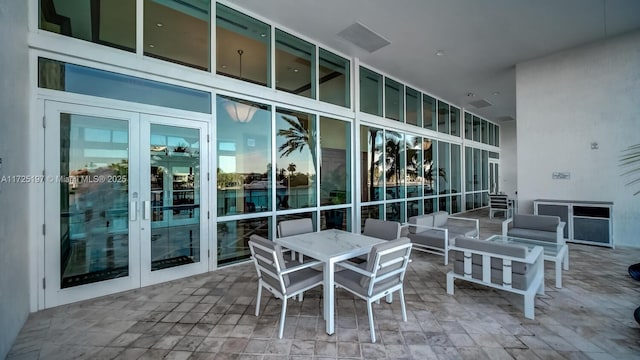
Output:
[{"left": 485, "top": 234, "right": 568, "bottom": 288}]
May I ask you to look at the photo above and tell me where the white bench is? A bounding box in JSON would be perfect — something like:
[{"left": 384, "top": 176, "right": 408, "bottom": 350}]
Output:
[{"left": 446, "top": 236, "right": 545, "bottom": 319}]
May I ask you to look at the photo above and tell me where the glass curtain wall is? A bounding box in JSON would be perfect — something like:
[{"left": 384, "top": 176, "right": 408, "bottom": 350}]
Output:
[
  {"left": 360, "top": 67, "right": 383, "bottom": 116},
  {"left": 216, "top": 95, "right": 272, "bottom": 266},
  {"left": 385, "top": 78, "right": 404, "bottom": 122},
  {"left": 275, "top": 30, "right": 316, "bottom": 99},
  {"left": 319, "top": 49, "right": 350, "bottom": 108},
  {"left": 39, "top": 0, "right": 136, "bottom": 52},
  {"left": 144, "top": 0, "right": 211, "bottom": 70},
  {"left": 216, "top": 3, "right": 271, "bottom": 86},
  {"left": 275, "top": 108, "right": 317, "bottom": 209},
  {"left": 406, "top": 87, "right": 421, "bottom": 127}
]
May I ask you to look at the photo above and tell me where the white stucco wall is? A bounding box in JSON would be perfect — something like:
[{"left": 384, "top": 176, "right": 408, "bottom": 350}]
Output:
[
  {"left": 0, "top": 0, "right": 30, "bottom": 357},
  {"left": 499, "top": 121, "right": 517, "bottom": 198},
  {"left": 516, "top": 30, "right": 640, "bottom": 247}
]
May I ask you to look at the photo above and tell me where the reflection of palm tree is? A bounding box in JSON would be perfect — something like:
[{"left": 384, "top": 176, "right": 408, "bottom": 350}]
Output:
[
  {"left": 368, "top": 128, "right": 381, "bottom": 200},
  {"left": 277, "top": 115, "right": 317, "bottom": 171},
  {"left": 385, "top": 132, "right": 402, "bottom": 183}
]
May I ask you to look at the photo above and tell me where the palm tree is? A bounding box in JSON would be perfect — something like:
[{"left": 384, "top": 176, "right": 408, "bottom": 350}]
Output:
[{"left": 277, "top": 115, "right": 317, "bottom": 171}]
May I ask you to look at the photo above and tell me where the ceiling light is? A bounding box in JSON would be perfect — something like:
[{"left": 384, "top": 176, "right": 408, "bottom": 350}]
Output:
[
  {"left": 467, "top": 92, "right": 475, "bottom": 97},
  {"left": 435, "top": 50, "right": 445, "bottom": 56},
  {"left": 493, "top": 91, "right": 501, "bottom": 96},
  {"left": 293, "top": 69, "right": 299, "bottom": 73},
  {"left": 148, "top": 44, "right": 155, "bottom": 48},
  {"left": 156, "top": 23, "right": 163, "bottom": 27},
  {"left": 221, "top": 65, "right": 227, "bottom": 69},
  {"left": 260, "top": 33, "right": 267, "bottom": 37}
]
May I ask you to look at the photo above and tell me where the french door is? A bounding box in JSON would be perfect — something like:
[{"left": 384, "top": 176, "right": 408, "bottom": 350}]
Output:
[{"left": 43, "top": 101, "right": 209, "bottom": 307}]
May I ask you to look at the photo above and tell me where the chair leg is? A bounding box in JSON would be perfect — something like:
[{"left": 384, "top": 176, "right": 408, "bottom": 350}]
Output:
[
  {"left": 367, "top": 300, "right": 376, "bottom": 343},
  {"left": 255, "top": 283, "right": 262, "bottom": 316},
  {"left": 399, "top": 288, "right": 407, "bottom": 322},
  {"left": 279, "top": 297, "right": 288, "bottom": 339}
]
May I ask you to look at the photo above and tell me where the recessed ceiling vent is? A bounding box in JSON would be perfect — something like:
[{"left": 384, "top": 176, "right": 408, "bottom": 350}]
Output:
[
  {"left": 468, "top": 99, "right": 493, "bottom": 109},
  {"left": 337, "top": 22, "right": 391, "bottom": 53},
  {"left": 497, "top": 116, "right": 515, "bottom": 122}
]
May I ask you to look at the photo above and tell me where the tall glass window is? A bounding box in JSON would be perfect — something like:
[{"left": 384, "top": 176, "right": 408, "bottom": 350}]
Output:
[
  {"left": 450, "top": 106, "right": 460, "bottom": 137},
  {"left": 218, "top": 217, "right": 270, "bottom": 266},
  {"left": 39, "top": 0, "right": 136, "bottom": 52},
  {"left": 320, "top": 117, "right": 351, "bottom": 206},
  {"left": 406, "top": 135, "right": 422, "bottom": 198},
  {"left": 481, "top": 120, "right": 489, "bottom": 144},
  {"left": 495, "top": 126, "right": 500, "bottom": 147},
  {"left": 464, "top": 113, "right": 473, "bottom": 140},
  {"left": 438, "top": 142, "right": 450, "bottom": 194},
  {"left": 276, "top": 108, "right": 317, "bottom": 209},
  {"left": 465, "top": 146, "right": 474, "bottom": 191},
  {"left": 276, "top": 30, "right": 316, "bottom": 99},
  {"left": 451, "top": 144, "right": 461, "bottom": 194},
  {"left": 437, "top": 100, "right": 450, "bottom": 134},
  {"left": 473, "top": 116, "right": 481, "bottom": 142},
  {"left": 216, "top": 3, "right": 271, "bottom": 86},
  {"left": 406, "top": 87, "right": 421, "bottom": 127},
  {"left": 319, "top": 49, "right": 350, "bottom": 108},
  {"left": 360, "top": 125, "right": 383, "bottom": 202},
  {"left": 144, "top": 0, "right": 210, "bottom": 70},
  {"left": 424, "top": 139, "right": 436, "bottom": 196},
  {"left": 423, "top": 95, "right": 436, "bottom": 131},
  {"left": 216, "top": 95, "right": 271, "bottom": 216},
  {"left": 360, "top": 67, "right": 383, "bottom": 116},
  {"left": 385, "top": 131, "right": 405, "bottom": 199},
  {"left": 385, "top": 78, "right": 404, "bottom": 122}
]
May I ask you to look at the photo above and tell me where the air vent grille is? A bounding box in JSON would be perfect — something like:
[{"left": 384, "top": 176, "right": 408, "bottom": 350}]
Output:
[
  {"left": 337, "top": 22, "right": 391, "bottom": 53},
  {"left": 468, "top": 99, "right": 493, "bottom": 109}
]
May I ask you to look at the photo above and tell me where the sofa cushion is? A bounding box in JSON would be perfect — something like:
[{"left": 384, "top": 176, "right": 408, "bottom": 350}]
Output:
[
  {"left": 512, "top": 214, "right": 559, "bottom": 232},
  {"left": 507, "top": 228, "right": 557, "bottom": 242},
  {"left": 363, "top": 218, "right": 401, "bottom": 240},
  {"left": 407, "top": 230, "right": 445, "bottom": 249},
  {"left": 408, "top": 214, "right": 433, "bottom": 234},
  {"left": 433, "top": 211, "right": 449, "bottom": 227}
]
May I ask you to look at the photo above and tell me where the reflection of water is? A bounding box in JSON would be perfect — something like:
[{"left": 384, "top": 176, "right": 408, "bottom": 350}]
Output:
[{"left": 219, "top": 186, "right": 315, "bottom": 214}]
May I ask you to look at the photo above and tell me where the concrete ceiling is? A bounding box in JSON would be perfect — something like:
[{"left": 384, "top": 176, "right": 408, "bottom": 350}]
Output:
[{"left": 227, "top": 0, "right": 640, "bottom": 123}]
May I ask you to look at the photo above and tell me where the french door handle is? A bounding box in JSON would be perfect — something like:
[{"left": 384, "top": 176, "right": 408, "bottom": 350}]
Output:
[
  {"left": 130, "top": 201, "right": 137, "bottom": 221},
  {"left": 143, "top": 201, "right": 151, "bottom": 220}
]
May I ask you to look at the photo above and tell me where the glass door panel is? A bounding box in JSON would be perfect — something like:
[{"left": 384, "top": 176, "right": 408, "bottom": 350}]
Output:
[
  {"left": 44, "top": 102, "right": 140, "bottom": 308},
  {"left": 141, "top": 116, "right": 208, "bottom": 285}
]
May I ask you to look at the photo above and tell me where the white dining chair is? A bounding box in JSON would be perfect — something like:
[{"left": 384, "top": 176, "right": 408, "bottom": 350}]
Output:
[
  {"left": 248, "top": 234, "right": 323, "bottom": 339},
  {"left": 334, "top": 237, "right": 412, "bottom": 343}
]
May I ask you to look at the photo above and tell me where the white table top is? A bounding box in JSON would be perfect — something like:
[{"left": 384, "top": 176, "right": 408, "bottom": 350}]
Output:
[{"left": 275, "top": 229, "right": 385, "bottom": 262}]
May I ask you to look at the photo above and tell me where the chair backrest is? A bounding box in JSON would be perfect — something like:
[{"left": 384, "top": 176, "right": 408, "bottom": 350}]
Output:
[
  {"left": 248, "top": 235, "right": 289, "bottom": 294},
  {"left": 489, "top": 194, "right": 509, "bottom": 209},
  {"left": 512, "top": 214, "right": 559, "bottom": 232},
  {"left": 362, "top": 218, "right": 401, "bottom": 240},
  {"left": 361, "top": 238, "right": 412, "bottom": 293},
  {"left": 277, "top": 218, "right": 313, "bottom": 237}
]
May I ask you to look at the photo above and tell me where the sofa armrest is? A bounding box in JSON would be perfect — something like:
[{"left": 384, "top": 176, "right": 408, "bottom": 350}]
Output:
[
  {"left": 557, "top": 222, "right": 566, "bottom": 244},
  {"left": 402, "top": 223, "right": 449, "bottom": 236},
  {"left": 502, "top": 217, "right": 513, "bottom": 236},
  {"left": 448, "top": 216, "right": 480, "bottom": 238}
]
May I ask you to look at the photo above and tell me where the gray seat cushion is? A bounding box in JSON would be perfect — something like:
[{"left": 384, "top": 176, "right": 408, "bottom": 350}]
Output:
[
  {"left": 286, "top": 267, "right": 323, "bottom": 294},
  {"left": 407, "top": 230, "right": 445, "bottom": 249},
  {"left": 278, "top": 218, "right": 313, "bottom": 237},
  {"left": 408, "top": 214, "right": 433, "bottom": 234}
]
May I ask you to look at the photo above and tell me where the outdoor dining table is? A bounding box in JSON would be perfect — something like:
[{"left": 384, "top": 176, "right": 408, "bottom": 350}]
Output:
[{"left": 275, "top": 228, "right": 385, "bottom": 335}]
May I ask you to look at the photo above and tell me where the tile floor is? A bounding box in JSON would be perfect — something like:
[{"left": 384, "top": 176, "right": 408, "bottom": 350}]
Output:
[{"left": 7, "top": 209, "right": 640, "bottom": 359}]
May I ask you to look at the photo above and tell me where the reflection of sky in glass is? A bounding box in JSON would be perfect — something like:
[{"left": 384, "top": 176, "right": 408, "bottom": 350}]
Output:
[
  {"left": 69, "top": 115, "right": 128, "bottom": 171},
  {"left": 216, "top": 95, "right": 271, "bottom": 176}
]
